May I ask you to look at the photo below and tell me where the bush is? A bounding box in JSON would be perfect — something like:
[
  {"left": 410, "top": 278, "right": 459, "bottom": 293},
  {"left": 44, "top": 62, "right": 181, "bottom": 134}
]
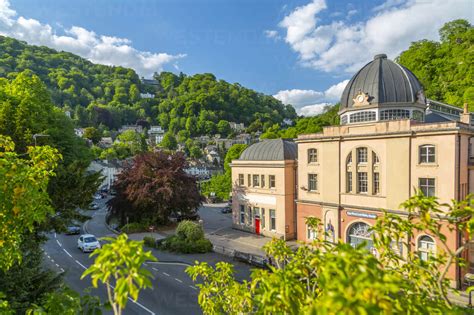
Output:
[
  {"left": 143, "top": 236, "right": 156, "bottom": 248},
  {"left": 158, "top": 221, "right": 213, "bottom": 254},
  {"left": 121, "top": 222, "right": 147, "bottom": 233},
  {"left": 175, "top": 220, "right": 204, "bottom": 240}
]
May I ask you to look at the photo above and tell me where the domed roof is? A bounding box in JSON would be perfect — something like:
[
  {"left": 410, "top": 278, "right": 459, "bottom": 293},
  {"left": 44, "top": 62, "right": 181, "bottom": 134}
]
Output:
[
  {"left": 239, "top": 139, "right": 297, "bottom": 161},
  {"left": 340, "top": 54, "right": 424, "bottom": 111}
]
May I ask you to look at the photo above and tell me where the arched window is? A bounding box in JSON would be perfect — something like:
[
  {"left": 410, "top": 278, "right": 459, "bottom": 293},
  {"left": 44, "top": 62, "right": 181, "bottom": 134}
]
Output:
[
  {"left": 346, "top": 153, "right": 353, "bottom": 192},
  {"left": 412, "top": 110, "right": 424, "bottom": 122},
  {"left": 418, "top": 235, "right": 435, "bottom": 261},
  {"left": 347, "top": 222, "right": 373, "bottom": 251}
]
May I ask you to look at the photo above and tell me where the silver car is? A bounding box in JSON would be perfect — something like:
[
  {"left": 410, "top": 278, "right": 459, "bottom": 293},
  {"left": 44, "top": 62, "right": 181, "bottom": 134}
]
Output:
[{"left": 77, "top": 234, "right": 101, "bottom": 253}]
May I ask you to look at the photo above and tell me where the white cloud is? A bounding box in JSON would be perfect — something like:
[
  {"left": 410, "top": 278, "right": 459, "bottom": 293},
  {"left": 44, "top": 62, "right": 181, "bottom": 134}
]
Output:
[
  {"left": 0, "top": 0, "right": 185, "bottom": 77},
  {"left": 264, "top": 30, "right": 280, "bottom": 40},
  {"left": 279, "top": 0, "right": 473, "bottom": 73},
  {"left": 273, "top": 79, "right": 349, "bottom": 116},
  {"left": 299, "top": 102, "right": 330, "bottom": 116}
]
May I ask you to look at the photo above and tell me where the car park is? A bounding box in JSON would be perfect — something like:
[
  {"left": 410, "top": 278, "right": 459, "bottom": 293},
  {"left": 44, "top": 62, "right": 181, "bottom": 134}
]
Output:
[
  {"left": 77, "top": 234, "right": 101, "bottom": 253},
  {"left": 65, "top": 225, "right": 81, "bottom": 235}
]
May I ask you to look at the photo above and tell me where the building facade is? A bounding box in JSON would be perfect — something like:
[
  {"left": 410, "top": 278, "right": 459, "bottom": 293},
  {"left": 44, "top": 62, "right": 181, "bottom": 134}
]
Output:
[
  {"left": 230, "top": 139, "right": 297, "bottom": 240},
  {"left": 230, "top": 54, "right": 474, "bottom": 288}
]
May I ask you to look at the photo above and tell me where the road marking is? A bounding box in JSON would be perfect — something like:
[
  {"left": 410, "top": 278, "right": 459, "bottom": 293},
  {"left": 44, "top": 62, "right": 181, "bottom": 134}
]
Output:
[
  {"left": 51, "top": 259, "right": 54, "bottom": 263},
  {"left": 148, "top": 261, "right": 191, "bottom": 267},
  {"left": 163, "top": 272, "right": 170, "bottom": 277},
  {"left": 130, "top": 298, "right": 155, "bottom": 315},
  {"left": 54, "top": 232, "right": 57, "bottom": 238},
  {"left": 60, "top": 268, "right": 65, "bottom": 272},
  {"left": 152, "top": 267, "right": 158, "bottom": 271},
  {"left": 75, "top": 260, "right": 87, "bottom": 270},
  {"left": 56, "top": 240, "right": 62, "bottom": 247},
  {"left": 143, "top": 263, "right": 148, "bottom": 266},
  {"left": 55, "top": 263, "right": 60, "bottom": 268},
  {"left": 189, "top": 285, "right": 197, "bottom": 290},
  {"left": 63, "top": 248, "right": 73, "bottom": 258},
  {"left": 174, "top": 278, "right": 183, "bottom": 283}
]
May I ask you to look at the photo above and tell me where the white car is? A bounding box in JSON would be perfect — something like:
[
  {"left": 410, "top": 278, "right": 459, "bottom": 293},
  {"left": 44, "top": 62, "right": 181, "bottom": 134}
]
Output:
[{"left": 77, "top": 234, "right": 101, "bottom": 253}]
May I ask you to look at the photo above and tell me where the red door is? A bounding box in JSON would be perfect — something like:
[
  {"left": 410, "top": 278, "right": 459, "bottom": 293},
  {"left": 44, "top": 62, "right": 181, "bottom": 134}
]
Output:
[{"left": 255, "top": 217, "right": 260, "bottom": 235}]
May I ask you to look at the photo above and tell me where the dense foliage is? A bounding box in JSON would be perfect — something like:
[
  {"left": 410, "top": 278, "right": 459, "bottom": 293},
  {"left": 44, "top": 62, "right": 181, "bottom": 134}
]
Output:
[
  {"left": 201, "top": 144, "right": 248, "bottom": 201},
  {"left": 187, "top": 193, "right": 474, "bottom": 314},
  {"left": 158, "top": 220, "right": 213, "bottom": 254},
  {"left": 260, "top": 104, "right": 340, "bottom": 139},
  {"left": 108, "top": 151, "right": 203, "bottom": 226},
  {"left": 398, "top": 20, "right": 473, "bottom": 108},
  {"left": 0, "top": 36, "right": 296, "bottom": 137}
]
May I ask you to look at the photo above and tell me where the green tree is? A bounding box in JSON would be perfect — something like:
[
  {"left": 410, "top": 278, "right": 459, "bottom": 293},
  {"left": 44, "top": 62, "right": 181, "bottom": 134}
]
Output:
[
  {"left": 398, "top": 20, "right": 473, "bottom": 107},
  {"left": 83, "top": 127, "right": 101, "bottom": 144},
  {"left": 161, "top": 132, "right": 177, "bottom": 150},
  {"left": 82, "top": 234, "right": 156, "bottom": 315},
  {"left": 216, "top": 120, "right": 231, "bottom": 136},
  {"left": 0, "top": 135, "right": 60, "bottom": 270}
]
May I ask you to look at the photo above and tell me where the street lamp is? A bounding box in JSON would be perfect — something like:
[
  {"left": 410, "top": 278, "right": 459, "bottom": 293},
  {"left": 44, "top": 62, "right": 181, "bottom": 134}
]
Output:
[{"left": 33, "top": 133, "right": 49, "bottom": 146}]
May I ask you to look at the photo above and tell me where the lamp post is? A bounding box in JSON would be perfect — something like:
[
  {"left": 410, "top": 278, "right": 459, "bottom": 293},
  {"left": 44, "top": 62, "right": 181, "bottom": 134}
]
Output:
[{"left": 33, "top": 133, "right": 49, "bottom": 146}]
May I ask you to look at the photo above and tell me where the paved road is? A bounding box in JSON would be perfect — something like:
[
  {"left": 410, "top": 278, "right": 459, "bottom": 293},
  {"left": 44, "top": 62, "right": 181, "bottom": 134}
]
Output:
[
  {"left": 43, "top": 199, "right": 254, "bottom": 314},
  {"left": 43, "top": 197, "right": 202, "bottom": 315}
]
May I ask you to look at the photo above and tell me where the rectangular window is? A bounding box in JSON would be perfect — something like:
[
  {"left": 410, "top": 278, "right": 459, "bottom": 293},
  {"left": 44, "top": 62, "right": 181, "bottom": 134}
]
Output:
[
  {"left": 270, "top": 209, "right": 276, "bottom": 231},
  {"left": 308, "top": 174, "right": 318, "bottom": 191},
  {"left": 419, "top": 178, "right": 435, "bottom": 197},
  {"left": 254, "top": 207, "right": 260, "bottom": 219},
  {"left": 247, "top": 174, "right": 251, "bottom": 186},
  {"left": 248, "top": 206, "right": 253, "bottom": 226},
  {"left": 240, "top": 205, "right": 245, "bottom": 224},
  {"left": 252, "top": 174, "right": 260, "bottom": 187},
  {"left": 373, "top": 172, "right": 380, "bottom": 194},
  {"left": 238, "top": 174, "right": 244, "bottom": 186},
  {"left": 269, "top": 175, "right": 276, "bottom": 188},
  {"left": 308, "top": 148, "right": 318, "bottom": 163},
  {"left": 419, "top": 145, "right": 435, "bottom": 163},
  {"left": 261, "top": 175, "right": 265, "bottom": 188},
  {"left": 347, "top": 172, "right": 352, "bottom": 193},
  {"left": 357, "top": 148, "right": 367, "bottom": 163},
  {"left": 357, "top": 172, "right": 368, "bottom": 193},
  {"left": 261, "top": 208, "right": 265, "bottom": 229}
]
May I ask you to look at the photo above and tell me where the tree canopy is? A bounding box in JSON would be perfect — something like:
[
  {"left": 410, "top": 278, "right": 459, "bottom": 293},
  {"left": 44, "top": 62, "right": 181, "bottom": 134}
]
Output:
[
  {"left": 0, "top": 36, "right": 297, "bottom": 138},
  {"left": 397, "top": 19, "right": 473, "bottom": 108},
  {"left": 108, "top": 151, "right": 203, "bottom": 226}
]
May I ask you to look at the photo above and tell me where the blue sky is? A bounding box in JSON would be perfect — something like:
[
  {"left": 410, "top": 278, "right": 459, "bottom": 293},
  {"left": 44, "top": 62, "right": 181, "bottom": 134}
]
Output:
[{"left": 1, "top": 0, "right": 473, "bottom": 115}]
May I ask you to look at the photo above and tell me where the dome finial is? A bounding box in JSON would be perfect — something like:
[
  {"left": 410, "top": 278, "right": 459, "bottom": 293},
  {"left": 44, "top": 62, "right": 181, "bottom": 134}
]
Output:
[{"left": 374, "top": 54, "right": 387, "bottom": 60}]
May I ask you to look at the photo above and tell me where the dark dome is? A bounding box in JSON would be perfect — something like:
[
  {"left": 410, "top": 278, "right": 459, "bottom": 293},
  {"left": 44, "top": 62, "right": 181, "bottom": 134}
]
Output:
[
  {"left": 340, "top": 54, "right": 424, "bottom": 111},
  {"left": 239, "top": 139, "right": 297, "bottom": 161}
]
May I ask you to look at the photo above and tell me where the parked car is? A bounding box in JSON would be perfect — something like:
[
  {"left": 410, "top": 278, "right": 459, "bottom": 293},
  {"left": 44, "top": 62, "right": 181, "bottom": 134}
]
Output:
[
  {"left": 65, "top": 225, "right": 81, "bottom": 235},
  {"left": 77, "top": 234, "right": 101, "bottom": 253},
  {"left": 93, "top": 194, "right": 103, "bottom": 200},
  {"left": 89, "top": 203, "right": 99, "bottom": 210},
  {"left": 221, "top": 206, "right": 232, "bottom": 214}
]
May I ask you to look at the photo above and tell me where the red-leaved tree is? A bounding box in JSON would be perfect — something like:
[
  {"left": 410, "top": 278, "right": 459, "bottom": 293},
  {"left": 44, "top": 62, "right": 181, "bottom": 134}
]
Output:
[{"left": 108, "top": 151, "right": 203, "bottom": 225}]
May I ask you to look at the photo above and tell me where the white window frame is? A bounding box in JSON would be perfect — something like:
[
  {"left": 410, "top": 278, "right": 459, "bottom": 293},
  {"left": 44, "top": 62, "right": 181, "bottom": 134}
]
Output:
[
  {"left": 270, "top": 209, "right": 276, "bottom": 231},
  {"left": 308, "top": 148, "right": 318, "bottom": 163},
  {"left": 269, "top": 175, "right": 276, "bottom": 188},
  {"left": 308, "top": 173, "right": 318, "bottom": 192},
  {"left": 418, "top": 235, "right": 436, "bottom": 261},
  {"left": 419, "top": 178, "right": 435, "bottom": 197},
  {"left": 419, "top": 145, "right": 436, "bottom": 164},
  {"left": 357, "top": 172, "right": 368, "bottom": 193}
]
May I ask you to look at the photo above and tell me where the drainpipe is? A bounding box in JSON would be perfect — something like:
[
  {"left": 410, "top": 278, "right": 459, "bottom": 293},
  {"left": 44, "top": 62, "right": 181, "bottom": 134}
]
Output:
[
  {"left": 294, "top": 161, "right": 298, "bottom": 240},
  {"left": 338, "top": 137, "right": 342, "bottom": 239},
  {"left": 457, "top": 134, "right": 462, "bottom": 288}
]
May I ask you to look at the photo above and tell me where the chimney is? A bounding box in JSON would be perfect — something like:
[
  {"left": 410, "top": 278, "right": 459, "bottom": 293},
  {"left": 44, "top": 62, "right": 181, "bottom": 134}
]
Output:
[{"left": 460, "top": 103, "right": 471, "bottom": 125}]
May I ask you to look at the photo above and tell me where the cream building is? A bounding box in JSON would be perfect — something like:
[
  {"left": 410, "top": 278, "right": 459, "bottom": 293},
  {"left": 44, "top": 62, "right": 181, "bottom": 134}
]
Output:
[
  {"left": 230, "top": 139, "right": 297, "bottom": 240},
  {"left": 231, "top": 54, "right": 474, "bottom": 288}
]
